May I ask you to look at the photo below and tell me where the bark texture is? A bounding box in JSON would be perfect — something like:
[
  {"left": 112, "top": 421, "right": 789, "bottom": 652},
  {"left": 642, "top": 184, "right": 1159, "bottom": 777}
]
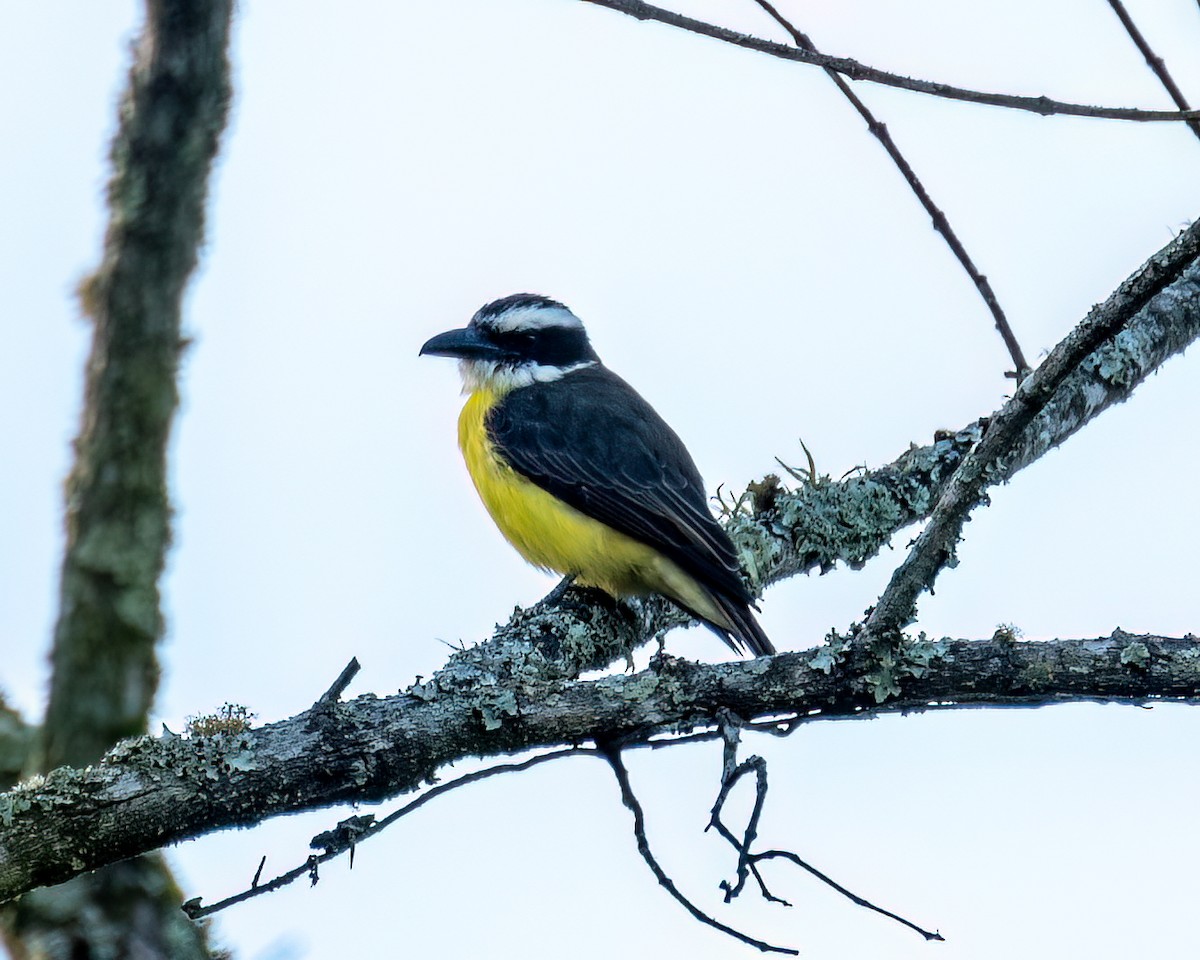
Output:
[
  {"left": 3, "top": 3, "right": 234, "bottom": 958},
  {"left": 1, "top": 631, "right": 1197, "bottom": 904}
]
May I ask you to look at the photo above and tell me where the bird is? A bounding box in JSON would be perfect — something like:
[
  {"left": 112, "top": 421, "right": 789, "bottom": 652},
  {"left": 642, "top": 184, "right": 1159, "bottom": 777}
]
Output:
[{"left": 420, "top": 294, "right": 774, "bottom": 658}]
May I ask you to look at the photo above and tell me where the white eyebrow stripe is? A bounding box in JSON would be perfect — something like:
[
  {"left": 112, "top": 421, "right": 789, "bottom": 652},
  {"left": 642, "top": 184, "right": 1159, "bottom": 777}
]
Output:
[{"left": 485, "top": 304, "right": 583, "bottom": 333}]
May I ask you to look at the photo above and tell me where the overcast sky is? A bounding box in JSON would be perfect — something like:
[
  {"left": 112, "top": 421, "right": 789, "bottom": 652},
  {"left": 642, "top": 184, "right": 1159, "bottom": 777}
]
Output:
[{"left": 3, "top": 1, "right": 1200, "bottom": 958}]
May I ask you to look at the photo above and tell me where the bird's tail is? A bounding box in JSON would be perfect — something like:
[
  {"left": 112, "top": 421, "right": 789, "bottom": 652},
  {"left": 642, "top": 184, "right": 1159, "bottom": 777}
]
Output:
[{"left": 710, "top": 593, "right": 775, "bottom": 658}]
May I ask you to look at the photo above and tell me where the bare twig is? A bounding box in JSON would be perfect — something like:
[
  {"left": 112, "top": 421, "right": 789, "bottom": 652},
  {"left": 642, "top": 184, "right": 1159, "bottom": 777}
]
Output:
[
  {"left": 863, "top": 219, "right": 1200, "bottom": 639},
  {"left": 1104, "top": 0, "right": 1200, "bottom": 144},
  {"left": 707, "top": 749, "right": 943, "bottom": 939},
  {"left": 599, "top": 743, "right": 799, "bottom": 955},
  {"left": 318, "top": 658, "right": 361, "bottom": 705},
  {"left": 578, "top": 0, "right": 1200, "bottom": 122},
  {"left": 184, "top": 747, "right": 593, "bottom": 919},
  {"left": 709, "top": 756, "right": 770, "bottom": 902},
  {"left": 750, "top": 0, "right": 1029, "bottom": 378},
  {"left": 753, "top": 848, "right": 944, "bottom": 941}
]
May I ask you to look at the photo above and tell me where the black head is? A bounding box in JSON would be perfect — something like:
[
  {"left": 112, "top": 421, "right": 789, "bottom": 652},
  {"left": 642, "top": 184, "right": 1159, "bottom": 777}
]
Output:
[{"left": 420, "top": 295, "right": 601, "bottom": 388}]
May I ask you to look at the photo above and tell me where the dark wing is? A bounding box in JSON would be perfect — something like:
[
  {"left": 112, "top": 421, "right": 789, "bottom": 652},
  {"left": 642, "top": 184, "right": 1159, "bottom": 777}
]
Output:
[{"left": 488, "top": 364, "right": 758, "bottom": 617}]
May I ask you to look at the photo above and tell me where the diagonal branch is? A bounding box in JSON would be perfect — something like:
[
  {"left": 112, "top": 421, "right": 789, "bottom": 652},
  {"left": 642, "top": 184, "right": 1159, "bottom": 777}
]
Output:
[
  {"left": 862, "top": 218, "right": 1200, "bottom": 639},
  {"left": 1, "top": 214, "right": 1197, "bottom": 911},
  {"left": 185, "top": 746, "right": 593, "bottom": 919},
  {"left": 1104, "top": 0, "right": 1200, "bottom": 144},
  {"left": 578, "top": 0, "right": 1200, "bottom": 123},
  {"left": 749, "top": 0, "right": 1028, "bottom": 377}
]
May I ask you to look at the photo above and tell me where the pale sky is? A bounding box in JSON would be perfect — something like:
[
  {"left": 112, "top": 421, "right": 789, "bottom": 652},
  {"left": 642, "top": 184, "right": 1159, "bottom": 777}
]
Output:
[{"left": 3, "top": 1, "right": 1199, "bottom": 958}]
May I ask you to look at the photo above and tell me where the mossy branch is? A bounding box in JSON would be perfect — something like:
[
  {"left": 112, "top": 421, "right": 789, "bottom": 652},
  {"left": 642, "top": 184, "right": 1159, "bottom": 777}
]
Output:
[
  {"left": 2, "top": 631, "right": 1199, "bottom": 904},
  {"left": 3, "top": 4, "right": 234, "bottom": 959}
]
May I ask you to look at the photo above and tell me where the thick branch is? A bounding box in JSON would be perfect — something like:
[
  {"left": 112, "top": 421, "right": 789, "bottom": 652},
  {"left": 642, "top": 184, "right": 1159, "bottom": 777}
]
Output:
[
  {"left": 1, "top": 631, "right": 1197, "bottom": 903},
  {"left": 579, "top": 0, "right": 1200, "bottom": 123},
  {"left": 0, "top": 701, "right": 33, "bottom": 793},
  {"left": 5, "top": 4, "right": 234, "bottom": 959},
  {"left": 44, "top": 0, "right": 233, "bottom": 771}
]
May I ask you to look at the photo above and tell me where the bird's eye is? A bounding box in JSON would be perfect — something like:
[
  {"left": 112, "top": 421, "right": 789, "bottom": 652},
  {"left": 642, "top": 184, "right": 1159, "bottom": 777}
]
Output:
[{"left": 495, "top": 330, "right": 536, "bottom": 352}]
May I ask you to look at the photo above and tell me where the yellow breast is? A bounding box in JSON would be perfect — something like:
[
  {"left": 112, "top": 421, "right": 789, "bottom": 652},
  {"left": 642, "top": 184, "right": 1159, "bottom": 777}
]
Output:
[
  {"left": 456, "top": 388, "right": 733, "bottom": 632},
  {"left": 457, "top": 388, "right": 661, "bottom": 597}
]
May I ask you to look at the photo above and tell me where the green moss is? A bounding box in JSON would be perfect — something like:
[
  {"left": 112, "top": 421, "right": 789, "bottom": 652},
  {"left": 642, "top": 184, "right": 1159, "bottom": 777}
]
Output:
[
  {"left": 1021, "top": 661, "right": 1055, "bottom": 688},
  {"left": 865, "top": 634, "right": 950, "bottom": 703},
  {"left": 479, "top": 690, "right": 519, "bottom": 731},
  {"left": 1119, "top": 641, "right": 1151, "bottom": 669}
]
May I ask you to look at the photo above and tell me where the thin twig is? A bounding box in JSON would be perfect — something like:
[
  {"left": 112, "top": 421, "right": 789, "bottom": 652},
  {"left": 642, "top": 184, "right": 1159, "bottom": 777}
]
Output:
[
  {"left": 1104, "top": 0, "right": 1200, "bottom": 144},
  {"left": 707, "top": 750, "right": 942, "bottom": 938},
  {"left": 599, "top": 743, "right": 799, "bottom": 955},
  {"left": 184, "top": 747, "right": 592, "bottom": 919},
  {"left": 754, "top": 849, "right": 944, "bottom": 941},
  {"left": 863, "top": 220, "right": 1200, "bottom": 639},
  {"left": 579, "top": 0, "right": 1200, "bottom": 123},
  {"left": 750, "top": 0, "right": 1030, "bottom": 378},
  {"left": 317, "top": 658, "right": 361, "bottom": 705},
  {"left": 709, "top": 757, "right": 770, "bottom": 901}
]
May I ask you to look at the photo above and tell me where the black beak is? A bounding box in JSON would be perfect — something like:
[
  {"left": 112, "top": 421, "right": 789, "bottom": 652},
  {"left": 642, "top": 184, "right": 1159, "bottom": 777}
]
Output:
[{"left": 419, "top": 325, "right": 508, "bottom": 360}]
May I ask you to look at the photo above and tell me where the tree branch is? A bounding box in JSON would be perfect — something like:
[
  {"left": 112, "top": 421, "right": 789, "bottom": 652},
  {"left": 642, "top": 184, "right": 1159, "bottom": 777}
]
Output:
[
  {"left": 601, "top": 744, "right": 798, "bottom": 955},
  {"left": 2, "top": 630, "right": 1199, "bottom": 904},
  {"left": 578, "top": 0, "right": 1200, "bottom": 123},
  {"left": 43, "top": 0, "right": 233, "bottom": 770},
  {"left": 4, "top": 3, "right": 234, "bottom": 958},
  {"left": 708, "top": 753, "right": 943, "bottom": 940},
  {"left": 184, "top": 747, "right": 593, "bottom": 919},
  {"left": 863, "top": 218, "right": 1200, "bottom": 639},
  {"left": 1103, "top": 0, "right": 1200, "bottom": 144},
  {"left": 749, "top": 0, "right": 1029, "bottom": 378},
  {"left": 3, "top": 203, "right": 1195, "bottom": 920}
]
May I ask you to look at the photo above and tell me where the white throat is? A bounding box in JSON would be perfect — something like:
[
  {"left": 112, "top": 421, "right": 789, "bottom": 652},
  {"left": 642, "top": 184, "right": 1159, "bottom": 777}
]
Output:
[{"left": 459, "top": 358, "right": 596, "bottom": 394}]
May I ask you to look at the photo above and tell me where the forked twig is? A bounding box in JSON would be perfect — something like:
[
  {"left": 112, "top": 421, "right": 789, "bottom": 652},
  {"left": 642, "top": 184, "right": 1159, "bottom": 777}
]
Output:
[
  {"left": 184, "top": 747, "right": 593, "bottom": 919},
  {"left": 708, "top": 756, "right": 772, "bottom": 902},
  {"left": 599, "top": 742, "right": 799, "bottom": 956},
  {"left": 709, "top": 741, "right": 944, "bottom": 941},
  {"left": 1104, "top": 0, "right": 1200, "bottom": 144},
  {"left": 579, "top": 0, "right": 1200, "bottom": 123}
]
